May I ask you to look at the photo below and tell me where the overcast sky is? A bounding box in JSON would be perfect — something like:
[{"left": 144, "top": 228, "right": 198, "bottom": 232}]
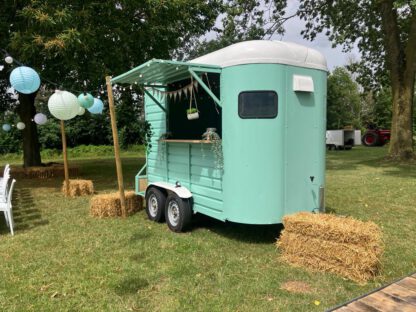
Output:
[{"left": 275, "top": 0, "right": 360, "bottom": 71}]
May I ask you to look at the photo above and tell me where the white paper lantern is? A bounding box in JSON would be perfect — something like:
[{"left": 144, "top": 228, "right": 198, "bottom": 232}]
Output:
[
  {"left": 34, "top": 113, "right": 47, "bottom": 125},
  {"left": 16, "top": 122, "right": 25, "bottom": 130},
  {"left": 48, "top": 90, "right": 79, "bottom": 120},
  {"left": 4, "top": 56, "right": 13, "bottom": 64},
  {"left": 9, "top": 66, "right": 41, "bottom": 94},
  {"left": 77, "top": 106, "right": 85, "bottom": 116}
]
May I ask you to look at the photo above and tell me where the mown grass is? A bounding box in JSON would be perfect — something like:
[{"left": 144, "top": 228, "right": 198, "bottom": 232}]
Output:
[{"left": 0, "top": 146, "right": 415, "bottom": 311}]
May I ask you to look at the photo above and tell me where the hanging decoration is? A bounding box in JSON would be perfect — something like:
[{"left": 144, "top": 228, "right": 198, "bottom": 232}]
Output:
[
  {"left": 4, "top": 56, "right": 13, "bottom": 64},
  {"left": 88, "top": 98, "right": 103, "bottom": 114},
  {"left": 16, "top": 122, "right": 25, "bottom": 130},
  {"left": 77, "top": 106, "right": 86, "bottom": 116},
  {"left": 77, "top": 92, "right": 94, "bottom": 109},
  {"left": 34, "top": 113, "right": 48, "bottom": 125},
  {"left": 187, "top": 77, "right": 199, "bottom": 120},
  {"left": 48, "top": 90, "right": 79, "bottom": 120},
  {"left": 9, "top": 66, "right": 41, "bottom": 94},
  {"left": 2, "top": 124, "right": 11, "bottom": 132},
  {"left": 146, "top": 79, "right": 199, "bottom": 102}
]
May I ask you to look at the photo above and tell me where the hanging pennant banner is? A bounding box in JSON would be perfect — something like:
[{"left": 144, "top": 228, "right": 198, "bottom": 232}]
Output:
[
  {"left": 183, "top": 87, "right": 188, "bottom": 97},
  {"left": 168, "top": 92, "right": 173, "bottom": 99},
  {"left": 173, "top": 91, "right": 178, "bottom": 102},
  {"left": 194, "top": 80, "right": 198, "bottom": 92}
]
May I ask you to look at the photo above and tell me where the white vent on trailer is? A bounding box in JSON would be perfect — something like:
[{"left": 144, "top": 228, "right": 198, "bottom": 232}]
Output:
[{"left": 293, "top": 75, "right": 314, "bottom": 92}]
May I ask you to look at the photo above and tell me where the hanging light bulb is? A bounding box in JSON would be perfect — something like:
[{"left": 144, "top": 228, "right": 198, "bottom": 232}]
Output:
[{"left": 4, "top": 56, "right": 13, "bottom": 64}]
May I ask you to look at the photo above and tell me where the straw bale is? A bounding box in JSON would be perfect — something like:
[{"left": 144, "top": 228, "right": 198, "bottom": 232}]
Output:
[
  {"left": 277, "top": 212, "right": 384, "bottom": 283},
  {"left": 10, "top": 164, "right": 79, "bottom": 179},
  {"left": 90, "top": 191, "right": 143, "bottom": 218},
  {"left": 62, "top": 179, "right": 94, "bottom": 197},
  {"left": 139, "top": 178, "right": 148, "bottom": 192},
  {"left": 282, "top": 212, "right": 381, "bottom": 245}
]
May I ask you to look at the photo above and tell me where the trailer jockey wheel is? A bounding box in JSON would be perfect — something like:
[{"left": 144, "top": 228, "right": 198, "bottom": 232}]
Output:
[
  {"left": 362, "top": 132, "right": 379, "bottom": 147},
  {"left": 165, "top": 194, "right": 192, "bottom": 232},
  {"left": 145, "top": 187, "right": 166, "bottom": 222}
]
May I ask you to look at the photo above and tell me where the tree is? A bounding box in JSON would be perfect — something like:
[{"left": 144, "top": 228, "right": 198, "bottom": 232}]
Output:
[
  {"left": 298, "top": 1, "right": 416, "bottom": 160},
  {"left": 327, "top": 67, "right": 361, "bottom": 129},
  {"left": 180, "top": 0, "right": 288, "bottom": 59},
  {"left": 0, "top": 0, "right": 222, "bottom": 166}
]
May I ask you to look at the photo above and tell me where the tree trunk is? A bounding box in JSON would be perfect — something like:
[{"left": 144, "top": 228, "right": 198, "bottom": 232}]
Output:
[
  {"left": 17, "top": 93, "right": 42, "bottom": 167},
  {"left": 388, "top": 79, "right": 414, "bottom": 160}
]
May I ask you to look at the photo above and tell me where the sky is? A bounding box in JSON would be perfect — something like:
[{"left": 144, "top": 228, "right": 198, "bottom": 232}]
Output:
[{"left": 276, "top": 0, "right": 360, "bottom": 71}]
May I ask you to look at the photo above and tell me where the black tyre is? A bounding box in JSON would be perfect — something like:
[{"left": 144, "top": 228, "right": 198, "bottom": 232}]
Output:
[
  {"left": 362, "top": 132, "right": 379, "bottom": 147},
  {"left": 165, "top": 194, "right": 192, "bottom": 232},
  {"left": 145, "top": 187, "right": 166, "bottom": 222}
]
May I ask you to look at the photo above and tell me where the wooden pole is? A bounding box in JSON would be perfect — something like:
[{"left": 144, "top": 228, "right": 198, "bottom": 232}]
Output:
[
  {"left": 60, "top": 120, "right": 70, "bottom": 196},
  {"left": 106, "top": 76, "right": 127, "bottom": 217}
]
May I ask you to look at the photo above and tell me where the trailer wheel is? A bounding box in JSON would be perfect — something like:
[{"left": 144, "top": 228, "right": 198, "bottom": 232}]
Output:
[
  {"left": 165, "top": 194, "right": 192, "bottom": 232},
  {"left": 362, "top": 132, "right": 379, "bottom": 147},
  {"left": 145, "top": 187, "right": 166, "bottom": 222}
]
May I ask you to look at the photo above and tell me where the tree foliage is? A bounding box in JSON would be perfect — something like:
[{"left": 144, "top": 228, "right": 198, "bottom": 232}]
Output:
[
  {"left": 0, "top": 0, "right": 222, "bottom": 163},
  {"left": 298, "top": 0, "right": 416, "bottom": 159},
  {"left": 327, "top": 67, "right": 361, "bottom": 130},
  {"left": 183, "top": 0, "right": 288, "bottom": 59}
]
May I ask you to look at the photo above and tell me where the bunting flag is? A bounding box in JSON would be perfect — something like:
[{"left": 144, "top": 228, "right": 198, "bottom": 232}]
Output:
[{"left": 147, "top": 74, "right": 207, "bottom": 101}]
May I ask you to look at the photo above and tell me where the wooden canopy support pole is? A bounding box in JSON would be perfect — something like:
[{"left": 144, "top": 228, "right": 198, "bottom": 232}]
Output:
[
  {"left": 60, "top": 120, "right": 70, "bottom": 196},
  {"left": 106, "top": 76, "right": 127, "bottom": 217}
]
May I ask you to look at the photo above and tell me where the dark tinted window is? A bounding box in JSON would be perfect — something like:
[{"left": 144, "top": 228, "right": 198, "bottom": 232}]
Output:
[{"left": 238, "top": 91, "right": 278, "bottom": 119}]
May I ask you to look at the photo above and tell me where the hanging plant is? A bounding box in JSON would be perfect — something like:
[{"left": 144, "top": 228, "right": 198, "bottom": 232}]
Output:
[
  {"left": 187, "top": 77, "right": 199, "bottom": 120},
  {"left": 202, "top": 128, "right": 223, "bottom": 170},
  {"left": 187, "top": 107, "right": 199, "bottom": 120}
]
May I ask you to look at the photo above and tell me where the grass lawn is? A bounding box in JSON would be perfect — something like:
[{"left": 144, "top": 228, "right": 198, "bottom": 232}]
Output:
[{"left": 0, "top": 146, "right": 415, "bottom": 311}]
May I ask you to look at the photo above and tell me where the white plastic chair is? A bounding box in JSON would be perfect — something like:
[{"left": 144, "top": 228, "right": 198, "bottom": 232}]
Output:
[
  {"left": 0, "top": 179, "right": 16, "bottom": 235},
  {"left": 0, "top": 165, "right": 10, "bottom": 200},
  {"left": 0, "top": 164, "right": 10, "bottom": 183}
]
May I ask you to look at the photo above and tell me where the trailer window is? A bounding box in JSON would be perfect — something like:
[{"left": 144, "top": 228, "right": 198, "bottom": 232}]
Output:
[{"left": 238, "top": 91, "right": 277, "bottom": 119}]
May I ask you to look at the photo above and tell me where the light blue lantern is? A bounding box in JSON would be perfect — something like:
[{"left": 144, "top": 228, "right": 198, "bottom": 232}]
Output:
[
  {"left": 77, "top": 92, "right": 94, "bottom": 108},
  {"left": 9, "top": 66, "right": 41, "bottom": 94},
  {"left": 88, "top": 98, "right": 104, "bottom": 114},
  {"left": 2, "top": 124, "right": 11, "bottom": 132}
]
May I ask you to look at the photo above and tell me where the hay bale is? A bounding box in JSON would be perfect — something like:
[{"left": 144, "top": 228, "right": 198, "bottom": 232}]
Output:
[
  {"left": 139, "top": 178, "right": 148, "bottom": 192},
  {"left": 10, "top": 164, "right": 79, "bottom": 179},
  {"left": 90, "top": 191, "right": 143, "bottom": 218},
  {"left": 62, "top": 179, "right": 94, "bottom": 197},
  {"left": 277, "top": 212, "right": 383, "bottom": 283}
]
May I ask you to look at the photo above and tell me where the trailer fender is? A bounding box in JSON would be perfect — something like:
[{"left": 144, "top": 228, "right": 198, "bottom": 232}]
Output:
[{"left": 146, "top": 181, "right": 192, "bottom": 199}]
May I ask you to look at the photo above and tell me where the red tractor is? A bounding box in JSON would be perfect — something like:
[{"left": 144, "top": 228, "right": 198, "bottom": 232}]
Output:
[{"left": 362, "top": 125, "right": 391, "bottom": 147}]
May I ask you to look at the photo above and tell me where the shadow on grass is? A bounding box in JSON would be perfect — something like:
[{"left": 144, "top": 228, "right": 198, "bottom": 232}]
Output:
[
  {"left": 113, "top": 276, "right": 149, "bottom": 295},
  {"left": 191, "top": 213, "right": 283, "bottom": 244},
  {"left": 10, "top": 188, "right": 49, "bottom": 232}
]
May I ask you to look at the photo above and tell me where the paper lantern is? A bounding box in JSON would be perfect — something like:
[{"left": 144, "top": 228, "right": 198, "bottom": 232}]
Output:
[
  {"left": 34, "top": 113, "right": 47, "bottom": 125},
  {"left": 4, "top": 56, "right": 13, "bottom": 64},
  {"left": 88, "top": 98, "right": 104, "bottom": 114},
  {"left": 77, "top": 92, "right": 94, "bottom": 109},
  {"left": 16, "top": 122, "right": 25, "bottom": 130},
  {"left": 77, "top": 106, "right": 85, "bottom": 116},
  {"left": 48, "top": 90, "right": 79, "bottom": 120},
  {"left": 9, "top": 66, "right": 41, "bottom": 94},
  {"left": 2, "top": 124, "right": 11, "bottom": 132}
]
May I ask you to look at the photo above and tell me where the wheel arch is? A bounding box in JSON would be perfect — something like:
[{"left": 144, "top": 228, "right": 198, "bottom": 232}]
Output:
[{"left": 146, "top": 181, "right": 193, "bottom": 199}]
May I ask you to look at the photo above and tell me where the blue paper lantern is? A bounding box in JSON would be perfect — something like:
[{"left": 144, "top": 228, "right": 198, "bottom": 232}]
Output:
[
  {"left": 77, "top": 92, "right": 94, "bottom": 109},
  {"left": 2, "top": 124, "right": 11, "bottom": 132},
  {"left": 88, "top": 98, "right": 104, "bottom": 114},
  {"left": 9, "top": 66, "right": 41, "bottom": 94}
]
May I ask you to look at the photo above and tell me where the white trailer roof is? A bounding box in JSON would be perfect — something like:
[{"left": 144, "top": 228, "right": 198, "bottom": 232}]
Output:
[{"left": 190, "top": 40, "right": 328, "bottom": 71}]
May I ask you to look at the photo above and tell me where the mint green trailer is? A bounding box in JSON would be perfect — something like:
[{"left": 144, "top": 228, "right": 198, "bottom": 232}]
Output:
[{"left": 111, "top": 40, "right": 327, "bottom": 232}]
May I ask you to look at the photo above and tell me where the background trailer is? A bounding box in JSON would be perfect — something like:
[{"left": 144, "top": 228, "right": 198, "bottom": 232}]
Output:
[{"left": 111, "top": 40, "right": 328, "bottom": 232}]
